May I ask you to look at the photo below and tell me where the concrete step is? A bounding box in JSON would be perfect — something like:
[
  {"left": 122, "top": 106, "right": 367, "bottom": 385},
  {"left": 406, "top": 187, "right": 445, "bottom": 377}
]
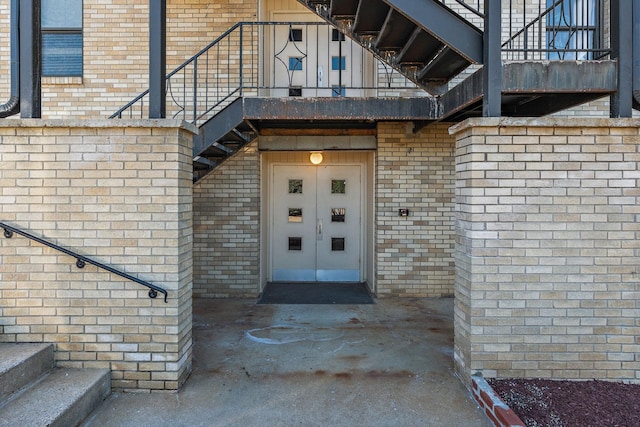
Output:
[
  {"left": 0, "top": 367, "right": 111, "bottom": 427},
  {"left": 0, "top": 343, "right": 54, "bottom": 403}
]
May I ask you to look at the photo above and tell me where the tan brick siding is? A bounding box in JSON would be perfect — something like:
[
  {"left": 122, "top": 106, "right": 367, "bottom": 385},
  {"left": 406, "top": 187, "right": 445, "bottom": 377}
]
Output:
[
  {"left": 452, "top": 118, "right": 640, "bottom": 384},
  {"left": 376, "top": 122, "right": 457, "bottom": 297},
  {"left": 0, "top": 120, "right": 194, "bottom": 391},
  {"left": 0, "top": 0, "right": 258, "bottom": 119},
  {"left": 192, "top": 142, "right": 260, "bottom": 298},
  {"left": 193, "top": 127, "right": 457, "bottom": 299}
]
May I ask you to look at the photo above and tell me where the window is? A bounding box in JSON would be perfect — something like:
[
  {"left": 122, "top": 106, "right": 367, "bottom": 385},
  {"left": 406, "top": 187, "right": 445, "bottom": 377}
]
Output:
[
  {"left": 331, "top": 238, "right": 345, "bottom": 252},
  {"left": 331, "top": 56, "right": 346, "bottom": 71},
  {"left": 288, "top": 57, "right": 304, "bottom": 71},
  {"left": 546, "top": 0, "right": 599, "bottom": 60},
  {"left": 288, "top": 237, "right": 302, "bottom": 251},
  {"left": 331, "top": 86, "right": 345, "bottom": 97},
  {"left": 42, "top": 0, "right": 83, "bottom": 77},
  {"left": 289, "top": 28, "right": 303, "bottom": 42},
  {"left": 331, "top": 180, "right": 346, "bottom": 193}
]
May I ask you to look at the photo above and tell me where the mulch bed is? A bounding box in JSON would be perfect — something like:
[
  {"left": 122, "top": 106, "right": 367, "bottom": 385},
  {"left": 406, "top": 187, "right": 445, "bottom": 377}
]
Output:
[{"left": 488, "top": 378, "right": 640, "bottom": 427}]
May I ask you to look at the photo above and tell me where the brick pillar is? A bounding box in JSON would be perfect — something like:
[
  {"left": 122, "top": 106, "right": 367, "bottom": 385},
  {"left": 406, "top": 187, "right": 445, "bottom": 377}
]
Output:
[
  {"left": 451, "top": 117, "right": 640, "bottom": 386},
  {"left": 0, "top": 119, "right": 196, "bottom": 391}
]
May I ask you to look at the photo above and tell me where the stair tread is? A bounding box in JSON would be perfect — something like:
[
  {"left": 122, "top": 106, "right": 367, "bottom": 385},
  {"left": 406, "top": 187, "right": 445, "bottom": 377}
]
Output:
[
  {"left": 0, "top": 367, "right": 110, "bottom": 427},
  {"left": 0, "top": 343, "right": 51, "bottom": 375},
  {"left": 0, "top": 343, "right": 54, "bottom": 403}
]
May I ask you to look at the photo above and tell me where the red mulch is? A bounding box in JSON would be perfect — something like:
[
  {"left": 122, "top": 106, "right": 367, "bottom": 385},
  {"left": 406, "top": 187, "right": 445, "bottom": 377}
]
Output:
[{"left": 488, "top": 378, "right": 640, "bottom": 427}]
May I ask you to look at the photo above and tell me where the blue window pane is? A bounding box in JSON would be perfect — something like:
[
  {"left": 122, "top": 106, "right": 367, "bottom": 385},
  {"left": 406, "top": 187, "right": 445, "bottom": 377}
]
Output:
[
  {"left": 42, "top": 0, "right": 82, "bottom": 28},
  {"left": 42, "top": 33, "right": 83, "bottom": 76},
  {"left": 288, "top": 57, "right": 303, "bottom": 71},
  {"left": 331, "top": 86, "right": 345, "bottom": 97},
  {"left": 331, "top": 56, "right": 346, "bottom": 71},
  {"left": 546, "top": 0, "right": 597, "bottom": 27},
  {"left": 545, "top": 0, "right": 597, "bottom": 60}
]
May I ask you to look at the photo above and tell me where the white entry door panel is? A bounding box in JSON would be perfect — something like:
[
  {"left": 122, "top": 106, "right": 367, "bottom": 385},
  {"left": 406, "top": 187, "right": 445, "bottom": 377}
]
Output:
[{"left": 271, "top": 164, "right": 362, "bottom": 282}]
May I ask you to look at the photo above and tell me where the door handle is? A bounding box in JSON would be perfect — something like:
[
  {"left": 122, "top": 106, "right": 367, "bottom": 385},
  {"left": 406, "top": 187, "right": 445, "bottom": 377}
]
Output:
[{"left": 317, "top": 220, "right": 323, "bottom": 240}]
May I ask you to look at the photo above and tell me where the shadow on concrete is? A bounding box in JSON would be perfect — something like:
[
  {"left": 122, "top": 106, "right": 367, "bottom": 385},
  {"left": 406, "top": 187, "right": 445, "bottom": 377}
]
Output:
[{"left": 81, "top": 298, "right": 490, "bottom": 427}]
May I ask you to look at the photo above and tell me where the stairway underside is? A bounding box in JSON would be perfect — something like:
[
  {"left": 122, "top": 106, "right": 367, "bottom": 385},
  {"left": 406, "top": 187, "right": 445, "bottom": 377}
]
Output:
[
  {"left": 441, "top": 60, "right": 617, "bottom": 120},
  {"left": 298, "top": 0, "right": 483, "bottom": 95},
  {"left": 193, "top": 60, "right": 616, "bottom": 181}
]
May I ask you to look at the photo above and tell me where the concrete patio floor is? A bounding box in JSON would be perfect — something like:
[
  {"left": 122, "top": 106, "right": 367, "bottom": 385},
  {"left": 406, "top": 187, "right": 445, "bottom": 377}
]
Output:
[{"left": 81, "top": 297, "right": 491, "bottom": 427}]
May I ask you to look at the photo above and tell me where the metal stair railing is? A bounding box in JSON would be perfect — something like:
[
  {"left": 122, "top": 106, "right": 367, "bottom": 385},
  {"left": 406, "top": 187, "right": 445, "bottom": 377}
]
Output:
[
  {"left": 502, "top": 0, "right": 608, "bottom": 61},
  {"left": 111, "top": 22, "right": 249, "bottom": 124},
  {"left": 111, "top": 21, "right": 422, "bottom": 126},
  {"left": 1, "top": 222, "right": 168, "bottom": 303},
  {"left": 112, "top": 3, "right": 612, "bottom": 125},
  {"left": 436, "top": 0, "right": 608, "bottom": 61}
]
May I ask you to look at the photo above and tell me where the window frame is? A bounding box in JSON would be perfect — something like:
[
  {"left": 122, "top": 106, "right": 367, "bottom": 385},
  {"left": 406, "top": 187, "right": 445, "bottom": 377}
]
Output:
[
  {"left": 41, "top": 0, "right": 84, "bottom": 77},
  {"left": 545, "top": 0, "right": 602, "bottom": 60}
]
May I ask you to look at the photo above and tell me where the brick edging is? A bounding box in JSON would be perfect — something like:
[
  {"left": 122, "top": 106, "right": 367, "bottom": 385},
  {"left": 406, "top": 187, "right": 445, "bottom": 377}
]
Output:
[{"left": 471, "top": 375, "right": 526, "bottom": 427}]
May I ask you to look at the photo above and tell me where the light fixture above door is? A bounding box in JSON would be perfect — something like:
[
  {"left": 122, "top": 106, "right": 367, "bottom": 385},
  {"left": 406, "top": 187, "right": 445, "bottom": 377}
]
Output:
[{"left": 309, "top": 151, "right": 323, "bottom": 165}]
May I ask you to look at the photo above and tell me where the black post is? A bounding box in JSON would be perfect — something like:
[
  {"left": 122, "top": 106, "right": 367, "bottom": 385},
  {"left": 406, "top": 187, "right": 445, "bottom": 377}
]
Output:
[
  {"left": 634, "top": 0, "right": 640, "bottom": 107},
  {"left": 20, "top": 0, "right": 41, "bottom": 118},
  {"left": 149, "top": 0, "right": 166, "bottom": 119},
  {"left": 10, "top": 0, "right": 19, "bottom": 101},
  {"left": 610, "top": 0, "right": 633, "bottom": 117},
  {"left": 482, "top": 0, "right": 501, "bottom": 117}
]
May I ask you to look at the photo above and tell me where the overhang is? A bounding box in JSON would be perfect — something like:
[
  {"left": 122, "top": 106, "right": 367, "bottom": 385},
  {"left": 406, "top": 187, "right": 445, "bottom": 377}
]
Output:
[{"left": 440, "top": 60, "right": 618, "bottom": 120}]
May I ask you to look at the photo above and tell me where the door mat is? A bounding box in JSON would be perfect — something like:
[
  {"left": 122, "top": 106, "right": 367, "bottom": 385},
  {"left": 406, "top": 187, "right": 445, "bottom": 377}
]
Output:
[{"left": 257, "top": 282, "right": 375, "bottom": 304}]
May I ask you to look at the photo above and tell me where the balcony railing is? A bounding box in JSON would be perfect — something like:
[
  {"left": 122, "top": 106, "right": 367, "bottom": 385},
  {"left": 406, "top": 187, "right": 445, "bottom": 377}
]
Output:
[
  {"left": 502, "top": 0, "right": 608, "bottom": 60},
  {"left": 111, "top": 22, "right": 422, "bottom": 126},
  {"left": 439, "top": 0, "right": 608, "bottom": 61},
  {"left": 112, "top": 2, "right": 610, "bottom": 123}
]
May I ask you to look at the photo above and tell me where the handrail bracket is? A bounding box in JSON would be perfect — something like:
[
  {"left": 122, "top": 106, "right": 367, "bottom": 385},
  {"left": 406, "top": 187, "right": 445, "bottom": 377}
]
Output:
[{"left": 1, "top": 222, "right": 168, "bottom": 303}]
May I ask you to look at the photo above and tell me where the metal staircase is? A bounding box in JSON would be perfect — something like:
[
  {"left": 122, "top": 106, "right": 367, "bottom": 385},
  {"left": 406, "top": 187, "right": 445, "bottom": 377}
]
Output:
[
  {"left": 112, "top": 22, "right": 441, "bottom": 182},
  {"left": 300, "top": 0, "right": 483, "bottom": 95},
  {"left": 298, "top": 0, "right": 624, "bottom": 118},
  {"left": 113, "top": 0, "right": 631, "bottom": 181},
  {"left": 191, "top": 98, "right": 256, "bottom": 181},
  {"left": 111, "top": 23, "right": 260, "bottom": 182}
]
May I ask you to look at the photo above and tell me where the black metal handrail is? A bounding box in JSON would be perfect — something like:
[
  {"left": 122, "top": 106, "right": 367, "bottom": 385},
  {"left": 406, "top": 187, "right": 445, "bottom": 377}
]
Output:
[
  {"left": 111, "top": 21, "right": 423, "bottom": 123},
  {"left": 502, "top": 0, "right": 608, "bottom": 61},
  {"left": 0, "top": 222, "right": 168, "bottom": 303}
]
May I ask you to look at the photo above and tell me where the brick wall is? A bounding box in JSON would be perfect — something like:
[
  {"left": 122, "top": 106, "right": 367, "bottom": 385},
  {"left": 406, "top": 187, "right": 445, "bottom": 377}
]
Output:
[
  {"left": 376, "top": 122, "right": 457, "bottom": 297},
  {"left": 0, "top": 120, "right": 195, "bottom": 391},
  {"left": 194, "top": 126, "right": 458, "bottom": 300},
  {"left": 452, "top": 117, "right": 640, "bottom": 385},
  {"left": 0, "top": 0, "right": 258, "bottom": 119},
  {"left": 192, "top": 142, "right": 260, "bottom": 298}
]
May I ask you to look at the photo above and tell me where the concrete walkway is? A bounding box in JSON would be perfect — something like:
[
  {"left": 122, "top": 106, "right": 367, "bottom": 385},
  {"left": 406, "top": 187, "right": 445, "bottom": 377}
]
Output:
[{"left": 81, "top": 297, "right": 491, "bottom": 427}]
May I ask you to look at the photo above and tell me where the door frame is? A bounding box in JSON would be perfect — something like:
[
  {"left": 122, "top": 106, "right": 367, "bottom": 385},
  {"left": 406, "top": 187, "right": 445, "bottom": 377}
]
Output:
[{"left": 260, "top": 151, "right": 374, "bottom": 291}]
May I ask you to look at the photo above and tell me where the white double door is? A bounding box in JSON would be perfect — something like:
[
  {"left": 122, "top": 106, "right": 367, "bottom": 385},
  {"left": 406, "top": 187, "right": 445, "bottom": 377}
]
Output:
[{"left": 271, "top": 164, "right": 362, "bottom": 282}]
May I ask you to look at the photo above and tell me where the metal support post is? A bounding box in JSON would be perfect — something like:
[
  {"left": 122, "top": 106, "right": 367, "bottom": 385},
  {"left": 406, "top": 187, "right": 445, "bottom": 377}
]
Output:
[
  {"left": 149, "top": 0, "right": 166, "bottom": 119},
  {"left": 482, "top": 0, "right": 501, "bottom": 117},
  {"left": 635, "top": 0, "right": 640, "bottom": 102},
  {"left": 20, "top": 0, "right": 41, "bottom": 118},
  {"left": 611, "top": 1, "right": 633, "bottom": 117}
]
